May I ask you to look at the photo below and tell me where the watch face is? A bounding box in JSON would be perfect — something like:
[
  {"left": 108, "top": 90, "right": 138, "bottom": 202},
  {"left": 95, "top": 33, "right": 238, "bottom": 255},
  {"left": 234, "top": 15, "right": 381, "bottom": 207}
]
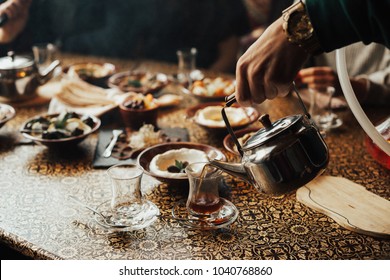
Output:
[{"left": 288, "top": 11, "right": 313, "bottom": 42}]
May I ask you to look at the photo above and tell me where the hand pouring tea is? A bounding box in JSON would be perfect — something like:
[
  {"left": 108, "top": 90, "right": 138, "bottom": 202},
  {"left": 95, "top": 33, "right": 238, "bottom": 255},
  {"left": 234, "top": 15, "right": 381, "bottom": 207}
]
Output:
[{"left": 209, "top": 84, "right": 329, "bottom": 195}]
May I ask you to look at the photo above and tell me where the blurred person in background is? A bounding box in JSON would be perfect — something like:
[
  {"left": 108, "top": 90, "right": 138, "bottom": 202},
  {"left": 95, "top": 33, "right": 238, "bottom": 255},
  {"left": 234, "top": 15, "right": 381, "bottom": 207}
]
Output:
[
  {"left": 0, "top": 0, "right": 250, "bottom": 73},
  {"left": 297, "top": 42, "right": 390, "bottom": 107}
]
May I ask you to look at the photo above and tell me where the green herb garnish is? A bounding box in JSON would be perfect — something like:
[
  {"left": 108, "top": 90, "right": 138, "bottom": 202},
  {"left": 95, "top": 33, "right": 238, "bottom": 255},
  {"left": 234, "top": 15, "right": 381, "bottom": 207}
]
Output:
[
  {"left": 127, "top": 79, "right": 142, "bottom": 87},
  {"left": 167, "top": 160, "right": 189, "bottom": 173}
]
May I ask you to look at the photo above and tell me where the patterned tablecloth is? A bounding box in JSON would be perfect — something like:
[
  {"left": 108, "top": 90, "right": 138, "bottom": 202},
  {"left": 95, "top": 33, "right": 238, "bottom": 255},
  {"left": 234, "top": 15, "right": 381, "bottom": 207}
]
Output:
[{"left": 0, "top": 54, "right": 389, "bottom": 260}]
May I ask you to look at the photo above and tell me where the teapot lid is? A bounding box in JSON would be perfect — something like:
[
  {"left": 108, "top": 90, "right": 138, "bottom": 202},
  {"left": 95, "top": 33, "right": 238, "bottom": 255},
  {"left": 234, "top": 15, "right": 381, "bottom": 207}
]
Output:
[
  {"left": 0, "top": 52, "right": 34, "bottom": 70},
  {"left": 242, "top": 114, "right": 302, "bottom": 150}
]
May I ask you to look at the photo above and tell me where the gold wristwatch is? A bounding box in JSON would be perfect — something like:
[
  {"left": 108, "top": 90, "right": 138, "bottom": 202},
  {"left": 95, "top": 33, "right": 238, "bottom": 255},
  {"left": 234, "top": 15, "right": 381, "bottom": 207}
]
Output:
[{"left": 282, "top": 1, "right": 323, "bottom": 55}]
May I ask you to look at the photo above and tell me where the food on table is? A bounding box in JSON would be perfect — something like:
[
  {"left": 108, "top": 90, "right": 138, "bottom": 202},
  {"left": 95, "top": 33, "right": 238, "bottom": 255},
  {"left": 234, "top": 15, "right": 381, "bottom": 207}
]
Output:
[
  {"left": 190, "top": 77, "right": 235, "bottom": 98},
  {"left": 23, "top": 112, "right": 95, "bottom": 140},
  {"left": 0, "top": 104, "right": 15, "bottom": 129},
  {"left": 149, "top": 148, "right": 209, "bottom": 178},
  {"left": 127, "top": 124, "right": 163, "bottom": 150},
  {"left": 111, "top": 124, "right": 183, "bottom": 159},
  {"left": 56, "top": 79, "right": 114, "bottom": 107},
  {"left": 167, "top": 160, "right": 189, "bottom": 173},
  {"left": 195, "top": 105, "right": 249, "bottom": 127},
  {"left": 119, "top": 93, "right": 159, "bottom": 129},
  {"left": 67, "top": 63, "right": 114, "bottom": 79},
  {"left": 155, "top": 94, "right": 183, "bottom": 108},
  {"left": 122, "top": 93, "right": 158, "bottom": 110},
  {"left": 0, "top": 105, "right": 9, "bottom": 122},
  {"left": 109, "top": 71, "right": 168, "bottom": 93}
]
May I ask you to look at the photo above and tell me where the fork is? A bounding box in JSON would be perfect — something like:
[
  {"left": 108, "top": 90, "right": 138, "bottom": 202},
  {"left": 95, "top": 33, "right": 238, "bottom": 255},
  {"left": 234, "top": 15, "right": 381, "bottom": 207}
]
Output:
[{"left": 102, "top": 129, "right": 123, "bottom": 158}]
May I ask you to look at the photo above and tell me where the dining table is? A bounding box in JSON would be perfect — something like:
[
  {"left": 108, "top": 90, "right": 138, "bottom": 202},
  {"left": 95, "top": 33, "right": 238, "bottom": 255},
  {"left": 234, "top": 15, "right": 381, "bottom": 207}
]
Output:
[{"left": 0, "top": 52, "right": 389, "bottom": 260}]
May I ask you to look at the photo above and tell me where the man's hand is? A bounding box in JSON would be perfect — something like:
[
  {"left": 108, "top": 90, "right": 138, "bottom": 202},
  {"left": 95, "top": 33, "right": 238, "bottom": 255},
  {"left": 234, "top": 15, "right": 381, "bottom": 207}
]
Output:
[
  {"left": 235, "top": 17, "right": 310, "bottom": 106},
  {"left": 0, "top": 0, "right": 32, "bottom": 44},
  {"left": 297, "top": 66, "right": 339, "bottom": 92}
]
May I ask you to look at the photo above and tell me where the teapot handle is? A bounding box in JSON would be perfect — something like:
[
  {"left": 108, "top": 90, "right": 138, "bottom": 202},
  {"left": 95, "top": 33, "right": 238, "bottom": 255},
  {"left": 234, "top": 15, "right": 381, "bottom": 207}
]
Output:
[
  {"left": 222, "top": 95, "right": 244, "bottom": 157},
  {"left": 291, "top": 82, "right": 311, "bottom": 119},
  {"left": 223, "top": 82, "right": 311, "bottom": 157},
  {"left": 225, "top": 82, "right": 310, "bottom": 118}
]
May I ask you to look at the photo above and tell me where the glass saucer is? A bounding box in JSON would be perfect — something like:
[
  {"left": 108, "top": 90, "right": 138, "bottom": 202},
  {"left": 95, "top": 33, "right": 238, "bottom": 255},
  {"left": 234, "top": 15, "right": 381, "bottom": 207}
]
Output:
[
  {"left": 94, "top": 199, "right": 159, "bottom": 231},
  {"left": 314, "top": 113, "right": 343, "bottom": 131},
  {"left": 171, "top": 198, "right": 238, "bottom": 230}
]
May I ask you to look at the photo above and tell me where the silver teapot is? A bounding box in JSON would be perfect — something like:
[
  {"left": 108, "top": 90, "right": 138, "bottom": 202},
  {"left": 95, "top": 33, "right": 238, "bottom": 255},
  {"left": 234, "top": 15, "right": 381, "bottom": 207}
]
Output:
[
  {"left": 210, "top": 87, "right": 329, "bottom": 195},
  {"left": 0, "top": 51, "right": 60, "bottom": 102}
]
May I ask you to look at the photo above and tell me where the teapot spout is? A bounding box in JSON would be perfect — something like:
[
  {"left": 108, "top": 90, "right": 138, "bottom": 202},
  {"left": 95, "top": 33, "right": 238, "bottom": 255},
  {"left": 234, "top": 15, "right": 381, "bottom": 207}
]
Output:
[
  {"left": 38, "top": 60, "right": 61, "bottom": 84},
  {"left": 209, "top": 159, "right": 251, "bottom": 184}
]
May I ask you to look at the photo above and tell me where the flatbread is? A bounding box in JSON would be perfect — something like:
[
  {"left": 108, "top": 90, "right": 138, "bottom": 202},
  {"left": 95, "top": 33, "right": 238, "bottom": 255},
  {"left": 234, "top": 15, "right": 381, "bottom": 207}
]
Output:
[{"left": 55, "top": 79, "right": 114, "bottom": 107}]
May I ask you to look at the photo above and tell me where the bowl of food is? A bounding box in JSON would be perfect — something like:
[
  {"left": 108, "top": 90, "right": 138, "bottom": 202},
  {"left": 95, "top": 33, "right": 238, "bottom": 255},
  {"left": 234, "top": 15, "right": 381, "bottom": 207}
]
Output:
[
  {"left": 137, "top": 142, "right": 226, "bottom": 187},
  {"left": 119, "top": 93, "right": 159, "bottom": 130},
  {"left": 189, "top": 77, "right": 235, "bottom": 102},
  {"left": 20, "top": 111, "right": 100, "bottom": 147},
  {"left": 66, "top": 62, "right": 116, "bottom": 88},
  {"left": 0, "top": 103, "right": 16, "bottom": 129},
  {"left": 108, "top": 70, "right": 169, "bottom": 94},
  {"left": 223, "top": 127, "right": 258, "bottom": 155},
  {"left": 186, "top": 102, "right": 259, "bottom": 133}
]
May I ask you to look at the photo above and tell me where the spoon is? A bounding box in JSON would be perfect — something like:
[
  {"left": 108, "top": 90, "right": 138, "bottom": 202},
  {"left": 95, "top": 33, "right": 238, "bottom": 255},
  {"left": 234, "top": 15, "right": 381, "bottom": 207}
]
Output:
[
  {"left": 102, "top": 129, "right": 123, "bottom": 158},
  {"left": 68, "top": 195, "right": 129, "bottom": 229},
  {"left": 69, "top": 195, "right": 217, "bottom": 229}
]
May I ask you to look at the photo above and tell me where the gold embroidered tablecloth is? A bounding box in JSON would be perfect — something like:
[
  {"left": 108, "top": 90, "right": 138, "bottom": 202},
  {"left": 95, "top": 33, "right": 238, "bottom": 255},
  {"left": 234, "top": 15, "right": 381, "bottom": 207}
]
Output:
[{"left": 0, "top": 54, "right": 389, "bottom": 260}]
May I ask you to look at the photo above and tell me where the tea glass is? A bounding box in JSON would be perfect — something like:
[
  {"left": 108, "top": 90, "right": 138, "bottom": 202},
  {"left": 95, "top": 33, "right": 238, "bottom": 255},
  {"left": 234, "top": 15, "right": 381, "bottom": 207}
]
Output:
[
  {"left": 32, "top": 43, "right": 58, "bottom": 75},
  {"left": 176, "top": 47, "right": 197, "bottom": 85},
  {"left": 309, "top": 86, "right": 343, "bottom": 133},
  {"left": 171, "top": 162, "right": 238, "bottom": 229},
  {"left": 106, "top": 163, "right": 159, "bottom": 228},
  {"left": 185, "top": 162, "right": 223, "bottom": 220}
]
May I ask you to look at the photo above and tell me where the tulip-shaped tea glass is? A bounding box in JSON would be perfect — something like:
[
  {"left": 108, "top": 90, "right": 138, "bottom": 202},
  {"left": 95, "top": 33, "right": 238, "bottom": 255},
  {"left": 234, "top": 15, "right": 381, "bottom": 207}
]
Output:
[
  {"left": 103, "top": 163, "right": 159, "bottom": 229},
  {"left": 309, "top": 86, "right": 343, "bottom": 133},
  {"left": 171, "top": 162, "right": 238, "bottom": 229},
  {"left": 186, "top": 162, "right": 223, "bottom": 220},
  {"left": 176, "top": 47, "right": 197, "bottom": 85},
  {"left": 32, "top": 43, "right": 58, "bottom": 75}
]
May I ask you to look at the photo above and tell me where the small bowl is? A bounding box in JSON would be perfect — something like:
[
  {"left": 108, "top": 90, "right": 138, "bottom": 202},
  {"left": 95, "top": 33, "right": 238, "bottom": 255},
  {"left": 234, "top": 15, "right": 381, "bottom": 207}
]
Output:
[
  {"left": 66, "top": 62, "right": 116, "bottom": 88},
  {"left": 20, "top": 113, "right": 100, "bottom": 148},
  {"left": 186, "top": 102, "right": 259, "bottom": 133},
  {"left": 188, "top": 77, "right": 235, "bottom": 102},
  {"left": 137, "top": 142, "right": 226, "bottom": 187},
  {"left": 0, "top": 103, "right": 16, "bottom": 129},
  {"left": 223, "top": 127, "right": 259, "bottom": 155},
  {"left": 108, "top": 71, "right": 169, "bottom": 94},
  {"left": 119, "top": 94, "right": 159, "bottom": 130}
]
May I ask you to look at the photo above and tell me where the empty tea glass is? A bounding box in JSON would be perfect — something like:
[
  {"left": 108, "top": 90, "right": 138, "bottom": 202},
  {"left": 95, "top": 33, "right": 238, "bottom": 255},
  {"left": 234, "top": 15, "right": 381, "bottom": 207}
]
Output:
[
  {"left": 309, "top": 86, "right": 343, "bottom": 133},
  {"left": 176, "top": 47, "right": 197, "bottom": 85},
  {"left": 32, "top": 43, "right": 57, "bottom": 75},
  {"left": 106, "top": 163, "right": 159, "bottom": 228}
]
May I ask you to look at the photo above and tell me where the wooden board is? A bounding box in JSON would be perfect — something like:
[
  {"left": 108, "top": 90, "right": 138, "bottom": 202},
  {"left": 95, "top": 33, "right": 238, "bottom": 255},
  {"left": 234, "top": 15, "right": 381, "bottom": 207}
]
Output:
[{"left": 296, "top": 176, "right": 390, "bottom": 239}]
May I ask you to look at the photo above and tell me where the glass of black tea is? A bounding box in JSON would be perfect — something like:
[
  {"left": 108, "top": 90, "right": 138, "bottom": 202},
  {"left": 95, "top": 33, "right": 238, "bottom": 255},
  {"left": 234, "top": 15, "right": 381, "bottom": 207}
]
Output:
[{"left": 185, "top": 162, "right": 223, "bottom": 220}]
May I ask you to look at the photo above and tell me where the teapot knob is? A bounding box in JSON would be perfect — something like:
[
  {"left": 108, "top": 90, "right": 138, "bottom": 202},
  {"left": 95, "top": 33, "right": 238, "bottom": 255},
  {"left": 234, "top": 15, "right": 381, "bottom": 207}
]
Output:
[
  {"left": 7, "top": 51, "right": 15, "bottom": 62},
  {"left": 259, "top": 114, "right": 272, "bottom": 129}
]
